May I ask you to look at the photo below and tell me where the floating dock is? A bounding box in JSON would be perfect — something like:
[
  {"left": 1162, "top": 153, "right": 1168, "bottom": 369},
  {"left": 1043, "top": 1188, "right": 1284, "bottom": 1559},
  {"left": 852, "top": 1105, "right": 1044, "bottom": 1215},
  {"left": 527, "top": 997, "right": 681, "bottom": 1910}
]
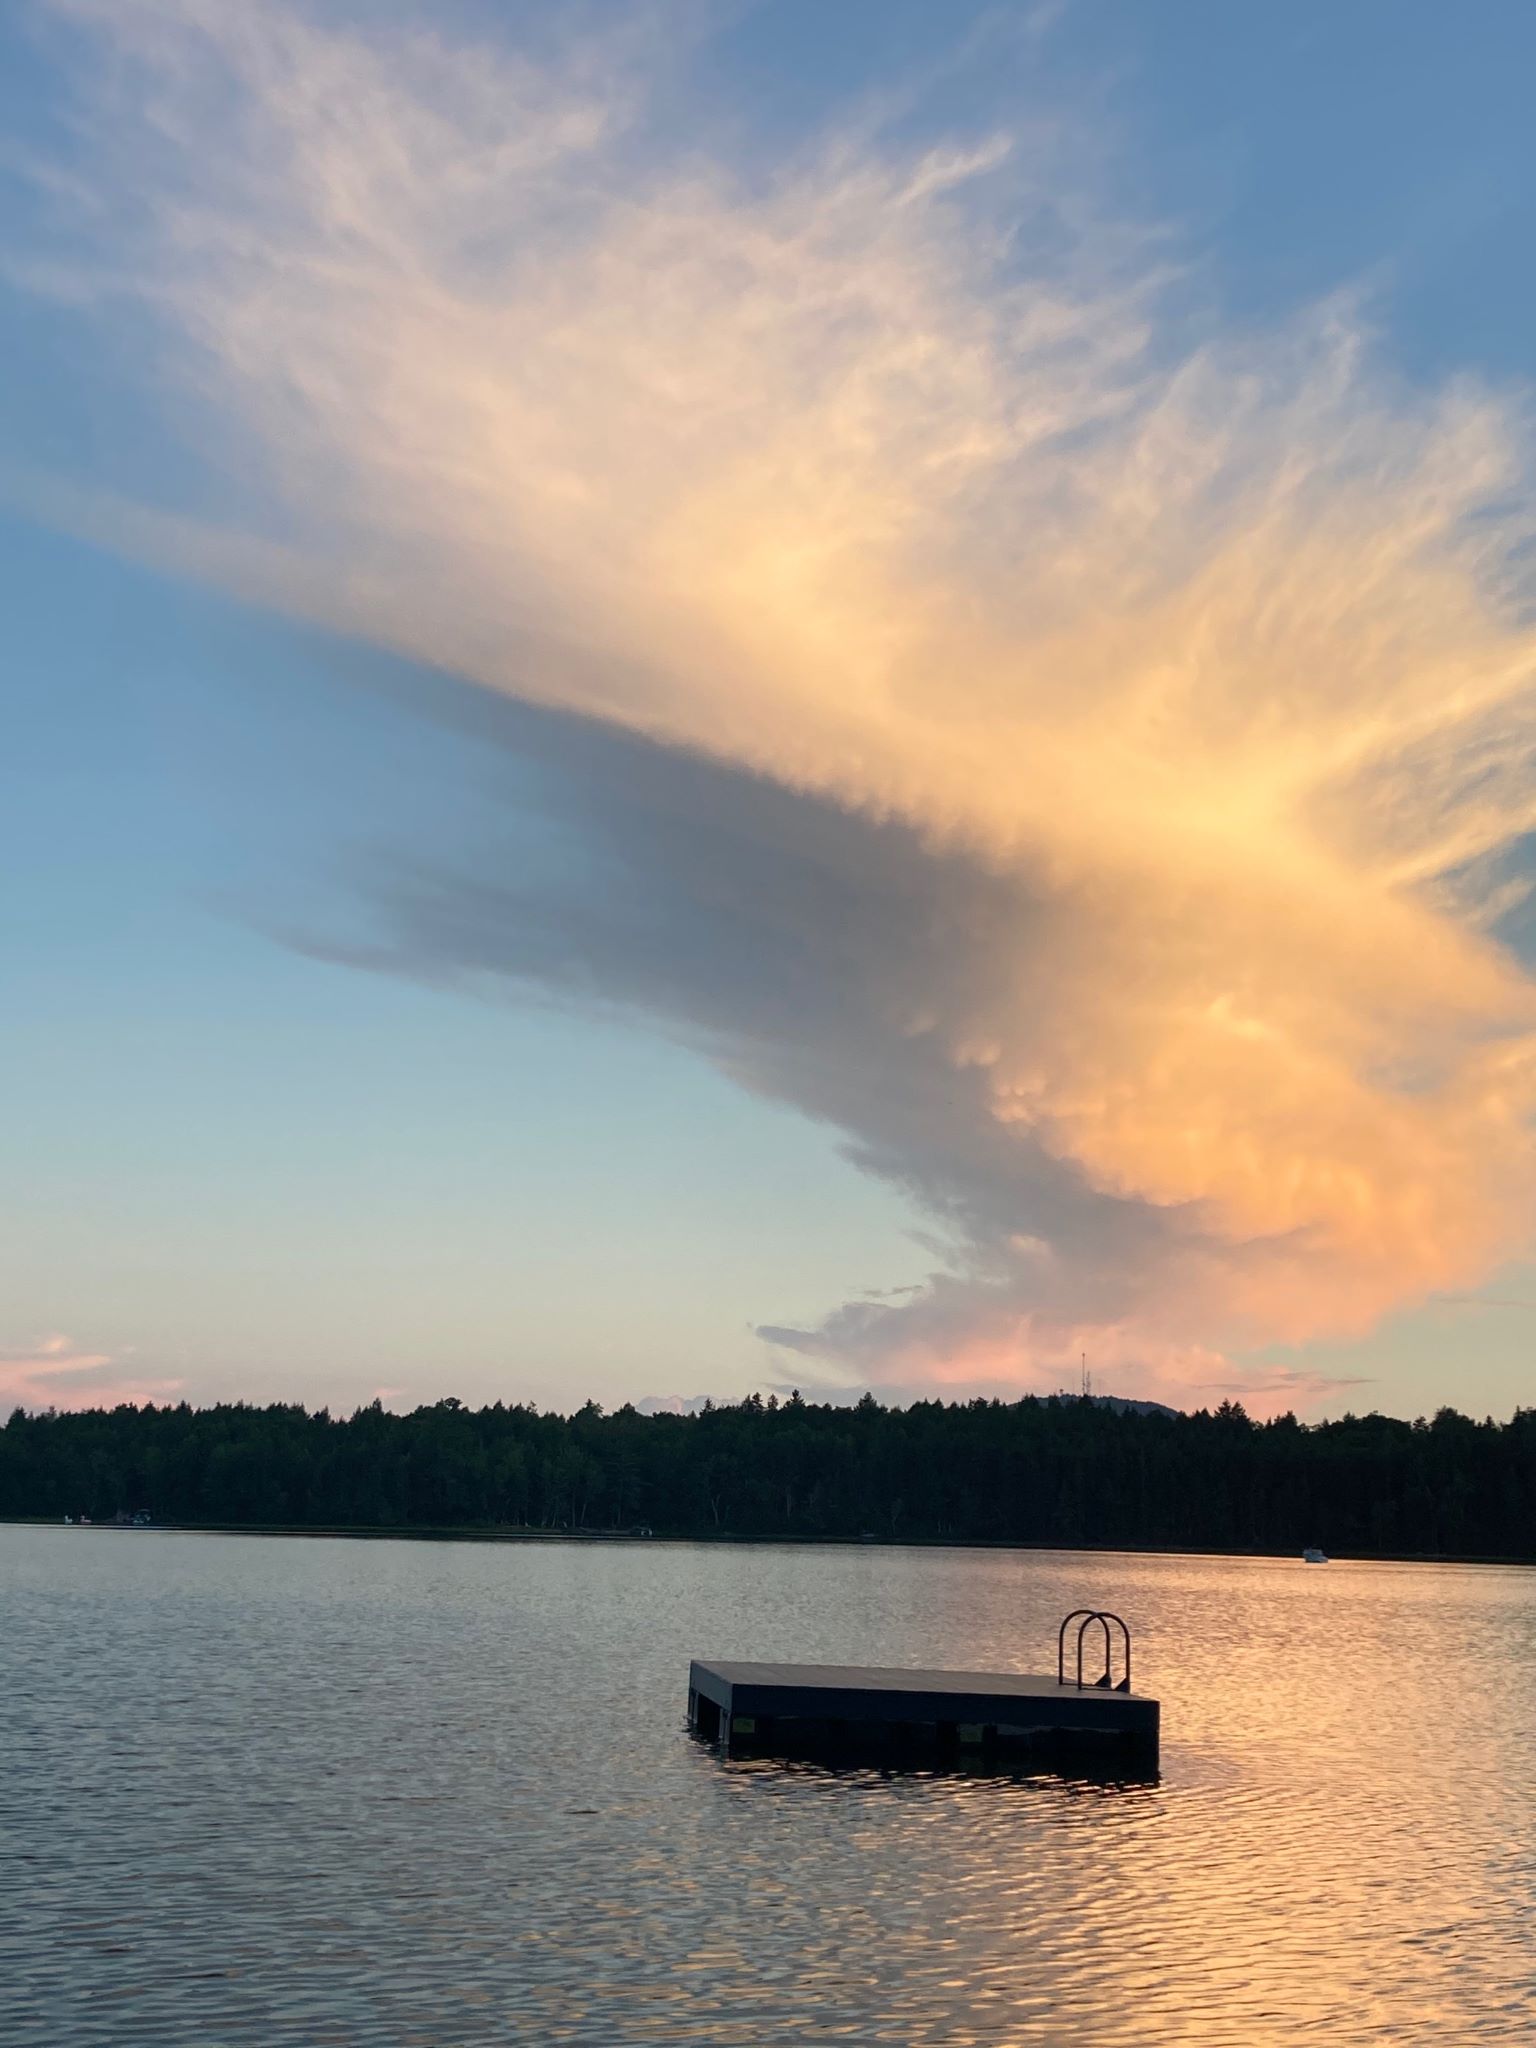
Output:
[{"left": 688, "top": 1613, "right": 1158, "bottom": 1771}]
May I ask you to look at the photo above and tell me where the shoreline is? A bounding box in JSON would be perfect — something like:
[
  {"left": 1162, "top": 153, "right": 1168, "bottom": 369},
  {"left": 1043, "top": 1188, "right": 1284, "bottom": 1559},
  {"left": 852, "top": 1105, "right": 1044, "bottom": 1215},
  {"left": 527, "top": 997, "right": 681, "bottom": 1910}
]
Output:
[{"left": 6, "top": 1517, "right": 1535, "bottom": 1570}]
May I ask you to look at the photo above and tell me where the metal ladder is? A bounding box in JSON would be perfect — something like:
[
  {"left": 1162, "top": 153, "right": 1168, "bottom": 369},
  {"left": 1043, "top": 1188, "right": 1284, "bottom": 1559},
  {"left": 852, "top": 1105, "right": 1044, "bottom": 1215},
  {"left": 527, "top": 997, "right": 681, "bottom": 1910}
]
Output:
[{"left": 1057, "top": 1608, "right": 1133, "bottom": 1692}]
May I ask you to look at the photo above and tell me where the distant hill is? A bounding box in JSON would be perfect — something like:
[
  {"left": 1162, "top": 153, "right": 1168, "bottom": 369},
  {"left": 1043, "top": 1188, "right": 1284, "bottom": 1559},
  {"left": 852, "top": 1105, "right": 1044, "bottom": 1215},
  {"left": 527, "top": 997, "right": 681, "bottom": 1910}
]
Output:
[
  {"left": 1079, "top": 1395, "right": 1181, "bottom": 1419},
  {"left": 640, "top": 1390, "right": 1183, "bottom": 1419}
]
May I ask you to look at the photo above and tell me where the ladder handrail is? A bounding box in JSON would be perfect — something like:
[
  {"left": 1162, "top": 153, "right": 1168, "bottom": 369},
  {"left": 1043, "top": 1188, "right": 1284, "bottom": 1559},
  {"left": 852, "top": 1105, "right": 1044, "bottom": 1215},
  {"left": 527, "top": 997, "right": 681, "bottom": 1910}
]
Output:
[
  {"left": 1056, "top": 1608, "right": 1132, "bottom": 1692},
  {"left": 1057, "top": 1608, "right": 1099, "bottom": 1684}
]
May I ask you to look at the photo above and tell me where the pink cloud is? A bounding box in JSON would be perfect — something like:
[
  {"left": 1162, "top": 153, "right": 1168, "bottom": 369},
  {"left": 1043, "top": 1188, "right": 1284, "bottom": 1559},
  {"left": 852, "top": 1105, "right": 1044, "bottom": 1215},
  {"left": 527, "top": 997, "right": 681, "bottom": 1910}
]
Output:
[
  {"left": 0, "top": 1335, "right": 184, "bottom": 1412},
  {"left": 760, "top": 1307, "right": 1368, "bottom": 1420}
]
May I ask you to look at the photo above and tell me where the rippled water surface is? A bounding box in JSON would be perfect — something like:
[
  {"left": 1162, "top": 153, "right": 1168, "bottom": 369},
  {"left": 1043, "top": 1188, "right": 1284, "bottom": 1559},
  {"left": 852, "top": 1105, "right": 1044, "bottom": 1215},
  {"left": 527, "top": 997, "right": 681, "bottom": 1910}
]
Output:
[{"left": 5, "top": 1527, "right": 1536, "bottom": 2044}]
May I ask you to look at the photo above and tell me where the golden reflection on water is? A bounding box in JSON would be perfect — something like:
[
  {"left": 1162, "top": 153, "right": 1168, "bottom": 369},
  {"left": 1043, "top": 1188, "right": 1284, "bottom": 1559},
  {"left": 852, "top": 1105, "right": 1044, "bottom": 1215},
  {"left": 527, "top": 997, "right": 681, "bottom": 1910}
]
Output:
[
  {"left": 710, "top": 1553, "right": 1536, "bottom": 2044},
  {"left": 5, "top": 1530, "right": 1536, "bottom": 2045}
]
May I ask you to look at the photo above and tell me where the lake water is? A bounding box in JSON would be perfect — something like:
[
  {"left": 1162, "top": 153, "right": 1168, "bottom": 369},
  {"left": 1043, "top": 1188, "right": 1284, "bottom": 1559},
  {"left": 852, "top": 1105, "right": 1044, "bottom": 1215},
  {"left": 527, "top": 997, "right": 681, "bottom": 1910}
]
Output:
[{"left": 4, "top": 1525, "right": 1536, "bottom": 2045}]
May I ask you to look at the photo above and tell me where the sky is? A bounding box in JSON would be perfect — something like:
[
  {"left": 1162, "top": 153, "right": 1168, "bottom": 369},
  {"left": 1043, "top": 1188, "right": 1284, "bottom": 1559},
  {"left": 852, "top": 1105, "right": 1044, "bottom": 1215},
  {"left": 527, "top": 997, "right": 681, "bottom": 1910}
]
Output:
[{"left": 7, "top": 1, "right": 1536, "bottom": 1422}]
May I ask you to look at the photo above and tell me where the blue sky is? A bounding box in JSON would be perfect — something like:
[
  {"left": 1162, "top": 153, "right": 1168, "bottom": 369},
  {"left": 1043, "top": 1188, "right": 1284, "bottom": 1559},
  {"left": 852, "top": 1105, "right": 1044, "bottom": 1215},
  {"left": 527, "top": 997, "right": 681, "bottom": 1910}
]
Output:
[
  {"left": 3, "top": 512, "right": 923, "bottom": 1411},
  {"left": 7, "top": 1, "right": 1536, "bottom": 1419}
]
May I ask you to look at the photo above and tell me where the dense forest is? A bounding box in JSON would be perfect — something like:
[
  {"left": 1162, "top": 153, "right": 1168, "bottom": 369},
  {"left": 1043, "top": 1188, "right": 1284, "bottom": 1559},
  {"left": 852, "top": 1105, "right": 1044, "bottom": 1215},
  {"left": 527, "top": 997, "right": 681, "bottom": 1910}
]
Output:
[{"left": 5, "top": 1391, "right": 1536, "bottom": 1559}]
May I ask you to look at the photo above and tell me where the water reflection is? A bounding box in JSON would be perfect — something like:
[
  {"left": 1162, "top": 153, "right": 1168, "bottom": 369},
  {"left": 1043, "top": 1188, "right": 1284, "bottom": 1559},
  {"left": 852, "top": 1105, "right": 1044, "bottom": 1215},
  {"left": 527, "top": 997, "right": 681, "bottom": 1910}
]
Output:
[
  {"left": 712, "top": 1745, "right": 1161, "bottom": 1790},
  {"left": 3, "top": 1527, "right": 1534, "bottom": 2044}
]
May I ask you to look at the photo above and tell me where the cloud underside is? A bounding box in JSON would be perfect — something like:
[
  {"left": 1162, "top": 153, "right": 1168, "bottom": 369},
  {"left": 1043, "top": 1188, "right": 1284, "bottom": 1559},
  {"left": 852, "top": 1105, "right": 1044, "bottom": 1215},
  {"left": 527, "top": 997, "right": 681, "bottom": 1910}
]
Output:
[{"left": 20, "top": 0, "right": 1536, "bottom": 1408}]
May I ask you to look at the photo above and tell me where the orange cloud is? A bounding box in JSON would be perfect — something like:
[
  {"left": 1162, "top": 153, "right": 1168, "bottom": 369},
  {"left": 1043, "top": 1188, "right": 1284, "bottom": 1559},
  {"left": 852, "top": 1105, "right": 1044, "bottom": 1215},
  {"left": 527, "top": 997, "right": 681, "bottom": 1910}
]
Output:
[{"left": 19, "top": 1, "right": 1536, "bottom": 1403}]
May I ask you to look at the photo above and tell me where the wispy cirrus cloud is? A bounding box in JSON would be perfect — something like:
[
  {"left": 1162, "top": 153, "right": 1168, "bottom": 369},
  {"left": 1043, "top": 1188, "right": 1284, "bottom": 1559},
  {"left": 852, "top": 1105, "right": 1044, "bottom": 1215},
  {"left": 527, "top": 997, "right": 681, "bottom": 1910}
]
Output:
[{"left": 14, "top": 0, "right": 1536, "bottom": 1413}]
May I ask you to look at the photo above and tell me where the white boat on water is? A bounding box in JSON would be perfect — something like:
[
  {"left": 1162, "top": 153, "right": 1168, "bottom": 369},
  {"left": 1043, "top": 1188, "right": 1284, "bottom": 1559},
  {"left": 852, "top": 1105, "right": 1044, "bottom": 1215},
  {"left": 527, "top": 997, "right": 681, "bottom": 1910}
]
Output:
[{"left": 1302, "top": 1546, "right": 1328, "bottom": 1563}]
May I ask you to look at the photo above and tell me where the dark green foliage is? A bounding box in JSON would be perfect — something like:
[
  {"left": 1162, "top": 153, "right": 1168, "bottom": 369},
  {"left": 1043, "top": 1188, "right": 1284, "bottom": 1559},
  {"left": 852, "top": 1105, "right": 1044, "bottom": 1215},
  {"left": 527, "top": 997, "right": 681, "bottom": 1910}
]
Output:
[{"left": 4, "top": 1393, "right": 1535, "bottom": 1558}]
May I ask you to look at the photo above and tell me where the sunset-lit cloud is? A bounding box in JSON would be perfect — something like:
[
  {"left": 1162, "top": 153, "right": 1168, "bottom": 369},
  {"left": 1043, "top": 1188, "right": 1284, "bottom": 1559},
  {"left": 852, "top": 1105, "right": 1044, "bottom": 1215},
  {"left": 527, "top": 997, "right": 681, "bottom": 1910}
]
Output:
[
  {"left": 15, "top": 0, "right": 1536, "bottom": 1411},
  {"left": 0, "top": 1334, "right": 184, "bottom": 1412}
]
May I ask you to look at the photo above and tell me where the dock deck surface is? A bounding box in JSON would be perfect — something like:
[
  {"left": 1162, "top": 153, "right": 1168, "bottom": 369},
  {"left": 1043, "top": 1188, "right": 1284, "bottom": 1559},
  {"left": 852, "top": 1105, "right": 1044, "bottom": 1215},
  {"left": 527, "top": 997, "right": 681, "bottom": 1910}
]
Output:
[{"left": 695, "top": 1659, "right": 1148, "bottom": 1699}]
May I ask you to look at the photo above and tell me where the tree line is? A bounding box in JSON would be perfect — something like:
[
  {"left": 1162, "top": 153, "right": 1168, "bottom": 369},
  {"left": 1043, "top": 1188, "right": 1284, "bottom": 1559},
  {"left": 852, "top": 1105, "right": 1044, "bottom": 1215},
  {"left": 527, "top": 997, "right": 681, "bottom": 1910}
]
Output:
[{"left": 4, "top": 1391, "right": 1535, "bottom": 1558}]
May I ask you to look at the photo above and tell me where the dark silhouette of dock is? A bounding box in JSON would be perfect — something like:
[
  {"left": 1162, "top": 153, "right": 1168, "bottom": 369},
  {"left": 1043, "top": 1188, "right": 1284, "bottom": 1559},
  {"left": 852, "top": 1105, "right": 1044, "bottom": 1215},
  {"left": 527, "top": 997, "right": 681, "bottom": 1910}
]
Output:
[{"left": 688, "top": 1612, "right": 1158, "bottom": 1769}]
